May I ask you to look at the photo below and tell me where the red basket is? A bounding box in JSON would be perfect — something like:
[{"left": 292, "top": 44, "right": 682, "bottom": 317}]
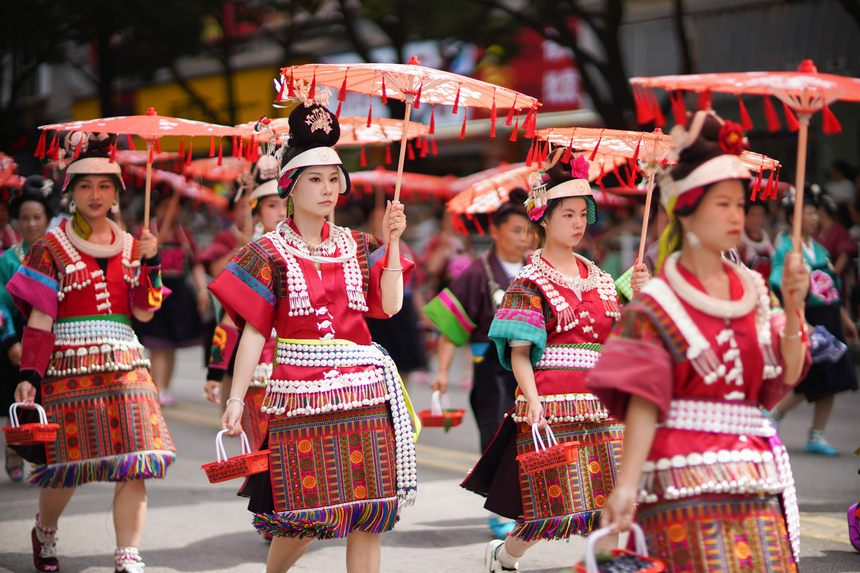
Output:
[
  {"left": 2, "top": 403, "right": 58, "bottom": 446},
  {"left": 201, "top": 430, "right": 269, "bottom": 484},
  {"left": 418, "top": 391, "right": 465, "bottom": 431},
  {"left": 575, "top": 524, "right": 666, "bottom": 573},
  {"left": 516, "top": 424, "right": 579, "bottom": 474}
]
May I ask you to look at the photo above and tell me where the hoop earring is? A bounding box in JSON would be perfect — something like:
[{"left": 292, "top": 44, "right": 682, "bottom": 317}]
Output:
[
  {"left": 686, "top": 230, "right": 702, "bottom": 249},
  {"left": 69, "top": 199, "right": 76, "bottom": 214}
]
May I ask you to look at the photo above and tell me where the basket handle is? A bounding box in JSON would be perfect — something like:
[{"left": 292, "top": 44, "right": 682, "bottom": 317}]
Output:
[
  {"left": 214, "top": 429, "right": 252, "bottom": 463},
  {"left": 430, "top": 390, "right": 450, "bottom": 415},
  {"left": 530, "top": 423, "right": 559, "bottom": 452},
  {"left": 583, "top": 523, "right": 649, "bottom": 573},
  {"left": 8, "top": 402, "right": 48, "bottom": 427}
]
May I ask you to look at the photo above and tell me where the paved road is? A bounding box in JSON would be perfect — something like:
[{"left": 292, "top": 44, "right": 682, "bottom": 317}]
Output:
[{"left": 1, "top": 346, "right": 858, "bottom": 572}]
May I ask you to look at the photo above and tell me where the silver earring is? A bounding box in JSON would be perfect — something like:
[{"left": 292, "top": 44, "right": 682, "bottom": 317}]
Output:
[
  {"left": 69, "top": 199, "right": 76, "bottom": 214},
  {"left": 111, "top": 200, "right": 120, "bottom": 215},
  {"left": 686, "top": 230, "right": 702, "bottom": 249}
]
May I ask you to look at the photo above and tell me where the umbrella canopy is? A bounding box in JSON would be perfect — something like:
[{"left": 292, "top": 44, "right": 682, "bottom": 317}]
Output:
[
  {"left": 0, "top": 153, "right": 24, "bottom": 189},
  {"left": 124, "top": 164, "right": 227, "bottom": 208},
  {"left": 277, "top": 57, "right": 541, "bottom": 202},
  {"left": 350, "top": 167, "right": 456, "bottom": 201},
  {"left": 185, "top": 157, "right": 251, "bottom": 182},
  {"left": 236, "top": 116, "right": 429, "bottom": 147}
]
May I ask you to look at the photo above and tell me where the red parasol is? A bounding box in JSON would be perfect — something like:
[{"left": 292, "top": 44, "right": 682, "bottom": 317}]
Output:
[
  {"left": 0, "top": 153, "right": 24, "bottom": 189},
  {"left": 630, "top": 59, "right": 860, "bottom": 248},
  {"left": 537, "top": 126, "right": 781, "bottom": 261},
  {"left": 185, "top": 157, "right": 251, "bottom": 182},
  {"left": 124, "top": 164, "right": 227, "bottom": 209},
  {"left": 277, "top": 57, "right": 541, "bottom": 202},
  {"left": 350, "top": 167, "right": 456, "bottom": 201},
  {"left": 36, "top": 107, "right": 241, "bottom": 226}
]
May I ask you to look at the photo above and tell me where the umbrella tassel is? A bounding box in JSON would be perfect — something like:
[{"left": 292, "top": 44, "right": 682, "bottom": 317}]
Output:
[
  {"left": 407, "top": 142, "right": 416, "bottom": 161},
  {"left": 769, "top": 167, "right": 781, "bottom": 200},
  {"left": 429, "top": 105, "right": 436, "bottom": 134},
  {"left": 524, "top": 107, "right": 537, "bottom": 139},
  {"left": 697, "top": 90, "right": 712, "bottom": 111},
  {"left": 34, "top": 130, "right": 47, "bottom": 159},
  {"left": 737, "top": 96, "right": 753, "bottom": 131},
  {"left": 635, "top": 87, "right": 654, "bottom": 124},
  {"left": 381, "top": 75, "right": 388, "bottom": 103},
  {"left": 453, "top": 83, "right": 461, "bottom": 114},
  {"left": 508, "top": 114, "right": 519, "bottom": 142},
  {"left": 782, "top": 101, "right": 799, "bottom": 132},
  {"left": 336, "top": 100, "right": 343, "bottom": 118},
  {"left": 631, "top": 138, "right": 641, "bottom": 164},
  {"left": 430, "top": 135, "right": 438, "bottom": 156},
  {"left": 385, "top": 143, "right": 392, "bottom": 165},
  {"left": 763, "top": 96, "right": 781, "bottom": 132},
  {"left": 490, "top": 89, "right": 497, "bottom": 138},
  {"left": 209, "top": 136, "right": 215, "bottom": 157},
  {"left": 366, "top": 99, "right": 373, "bottom": 128},
  {"left": 178, "top": 137, "right": 185, "bottom": 158},
  {"left": 49, "top": 133, "right": 59, "bottom": 155},
  {"left": 414, "top": 81, "right": 423, "bottom": 109},
  {"left": 186, "top": 138, "right": 193, "bottom": 168},
  {"left": 309, "top": 70, "right": 317, "bottom": 101},
  {"left": 360, "top": 146, "right": 367, "bottom": 168},
  {"left": 562, "top": 135, "right": 574, "bottom": 163},
  {"left": 287, "top": 69, "right": 296, "bottom": 97},
  {"left": 74, "top": 139, "right": 83, "bottom": 160},
  {"left": 147, "top": 142, "right": 154, "bottom": 164},
  {"left": 525, "top": 139, "right": 537, "bottom": 166},
  {"left": 505, "top": 95, "right": 518, "bottom": 127},
  {"left": 339, "top": 69, "right": 348, "bottom": 101},
  {"left": 127, "top": 134, "right": 136, "bottom": 151},
  {"left": 670, "top": 90, "right": 687, "bottom": 126},
  {"left": 276, "top": 73, "right": 286, "bottom": 102},
  {"left": 750, "top": 168, "right": 763, "bottom": 201},
  {"left": 155, "top": 138, "right": 162, "bottom": 154},
  {"left": 420, "top": 136, "right": 429, "bottom": 158},
  {"left": 217, "top": 138, "right": 223, "bottom": 166},
  {"left": 648, "top": 91, "right": 665, "bottom": 127},
  {"left": 109, "top": 143, "right": 117, "bottom": 164},
  {"left": 459, "top": 112, "right": 467, "bottom": 140},
  {"left": 822, "top": 103, "right": 842, "bottom": 135},
  {"left": 589, "top": 131, "right": 603, "bottom": 161}
]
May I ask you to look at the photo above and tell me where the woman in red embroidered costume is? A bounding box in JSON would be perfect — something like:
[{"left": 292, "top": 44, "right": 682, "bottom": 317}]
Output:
[
  {"left": 463, "top": 151, "right": 649, "bottom": 573},
  {"left": 204, "top": 154, "right": 287, "bottom": 453},
  {"left": 8, "top": 133, "right": 174, "bottom": 573},
  {"left": 589, "top": 111, "right": 810, "bottom": 572},
  {"left": 209, "top": 101, "right": 418, "bottom": 573}
]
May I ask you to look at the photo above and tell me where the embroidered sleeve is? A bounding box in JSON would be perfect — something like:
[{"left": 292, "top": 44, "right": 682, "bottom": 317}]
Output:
[
  {"left": 586, "top": 299, "right": 675, "bottom": 421},
  {"left": 488, "top": 275, "right": 552, "bottom": 370},
  {"left": 208, "top": 240, "right": 279, "bottom": 336},
  {"left": 422, "top": 260, "right": 485, "bottom": 347},
  {"left": 357, "top": 231, "right": 416, "bottom": 319},
  {"left": 6, "top": 239, "right": 60, "bottom": 319}
]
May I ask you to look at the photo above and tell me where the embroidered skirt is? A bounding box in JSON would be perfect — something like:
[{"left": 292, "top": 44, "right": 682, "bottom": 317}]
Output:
[
  {"left": 242, "top": 385, "right": 269, "bottom": 452},
  {"left": 251, "top": 403, "right": 400, "bottom": 539},
  {"left": 30, "top": 368, "right": 176, "bottom": 488},
  {"left": 637, "top": 496, "right": 797, "bottom": 573}
]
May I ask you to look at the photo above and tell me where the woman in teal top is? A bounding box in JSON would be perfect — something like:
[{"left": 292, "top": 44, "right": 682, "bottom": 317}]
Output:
[
  {"left": 769, "top": 191, "right": 858, "bottom": 456},
  {"left": 0, "top": 183, "right": 54, "bottom": 480}
]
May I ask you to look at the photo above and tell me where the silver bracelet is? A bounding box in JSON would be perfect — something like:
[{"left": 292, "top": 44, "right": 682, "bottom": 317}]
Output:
[
  {"left": 225, "top": 397, "right": 245, "bottom": 409},
  {"left": 779, "top": 328, "right": 803, "bottom": 340},
  {"left": 382, "top": 267, "right": 403, "bottom": 272}
]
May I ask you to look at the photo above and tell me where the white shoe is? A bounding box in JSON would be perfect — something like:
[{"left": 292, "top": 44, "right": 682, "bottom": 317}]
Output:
[{"left": 484, "top": 539, "right": 518, "bottom": 572}]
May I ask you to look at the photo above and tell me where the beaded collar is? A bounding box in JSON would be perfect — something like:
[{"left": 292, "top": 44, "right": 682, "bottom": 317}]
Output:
[
  {"left": 65, "top": 218, "right": 124, "bottom": 259},
  {"left": 663, "top": 252, "right": 757, "bottom": 319},
  {"left": 531, "top": 250, "right": 602, "bottom": 299}
]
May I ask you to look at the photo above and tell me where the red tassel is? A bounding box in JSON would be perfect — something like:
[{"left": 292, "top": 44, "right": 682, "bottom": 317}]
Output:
[
  {"left": 505, "top": 95, "right": 518, "bottom": 127},
  {"left": 769, "top": 167, "right": 781, "bottom": 200},
  {"left": 473, "top": 216, "right": 484, "bottom": 235},
  {"left": 127, "top": 134, "right": 136, "bottom": 151},
  {"left": 109, "top": 143, "right": 117, "bottom": 163},
  {"left": 420, "top": 136, "right": 429, "bottom": 158},
  {"left": 697, "top": 90, "right": 712, "bottom": 110},
  {"left": 648, "top": 91, "right": 665, "bottom": 127},
  {"left": 459, "top": 112, "right": 467, "bottom": 140},
  {"left": 381, "top": 75, "right": 388, "bottom": 103},
  {"left": 562, "top": 136, "right": 574, "bottom": 163},
  {"left": 178, "top": 137, "right": 185, "bottom": 158},
  {"left": 237, "top": 137, "right": 244, "bottom": 159},
  {"left": 339, "top": 69, "right": 348, "bottom": 101},
  {"left": 631, "top": 138, "right": 641, "bottom": 164},
  {"left": 366, "top": 99, "right": 373, "bottom": 128},
  {"left": 217, "top": 138, "right": 223, "bottom": 166},
  {"left": 360, "top": 146, "right": 367, "bottom": 167},
  {"left": 209, "top": 136, "right": 215, "bottom": 157},
  {"left": 453, "top": 83, "right": 461, "bottom": 114},
  {"left": 634, "top": 87, "right": 654, "bottom": 124},
  {"left": 431, "top": 136, "right": 438, "bottom": 155},
  {"left": 524, "top": 107, "right": 537, "bottom": 139},
  {"left": 763, "top": 96, "right": 781, "bottom": 132},
  {"left": 737, "top": 96, "right": 753, "bottom": 131},
  {"left": 186, "top": 138, "right": 193, "bottom": 168},
  {"left": 429, "top": 105, "right": 436, "bottom": 134},
  {"left": 287, "top": 69, "right": 296, "bottom": 97},
  {"left": 525, "top": 139, "right": 537, "bottom": 166},
  {"left": 750, "top": 168, "right": 763, "bottom": 201},
  {"left": 508, "top": 114, "right": 519, "bottom": 142},
  {"left": 73, "top": 139, "right": 83, "bottom": 160},
  {"left": 34, "top": 131, "right": 46, "bottom": 159},
  {"left": 670, "top": 91, "right": 687, "bottom": 126},
  {"left": 490, "top": 89, "right": 497, "bottom": 139},
  {"left": 589, "top": 130, "right": 603, "bottom": 161},
  {"left": 541, "top": 140, "right": 550, "bottom": 163},
  {"left": 385, "top": 143, "right": 392, "bottom": 165},
  {"left": 413, "top": 81, "right": 423, "bottom": 110},
  {"left": 308, "top": 70, "right": 317, "bottom": 101},
  {"left": 782, "top": 101, "right": 799, "bottom": 132},
  {"left": 407, "top": 142, "right": 416, "bottom": 160},
  {"left": 276, "top": 74, "right": 285, "bottom": 102},
  {"left": 336, "top": 100, "right": 343, "bottom": 118},
  {"left": 49, "top": 133, "right": 59, "bottom": 154},
  {"left": 822, "top": 103, "right": 842, "bottom": 134}
]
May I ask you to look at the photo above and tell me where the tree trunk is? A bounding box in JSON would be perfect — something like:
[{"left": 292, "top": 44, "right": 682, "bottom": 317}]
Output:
[
  {"left": 94, "top": 14, "right": 116, "bottom": 116},
  {"left": 673, "top": 0, "right": 696, "bottom": 74}
]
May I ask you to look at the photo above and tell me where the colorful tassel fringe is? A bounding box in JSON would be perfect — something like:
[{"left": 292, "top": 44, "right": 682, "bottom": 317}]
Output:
[
  {"left": 511, "top": 509, "right": 601, "bottom": 542},
  {"left": 253, "top": 498, "right": 399, "bottom": 540},
  {"left": 29, "top": 451, "right": 174, "bottom": 488}
]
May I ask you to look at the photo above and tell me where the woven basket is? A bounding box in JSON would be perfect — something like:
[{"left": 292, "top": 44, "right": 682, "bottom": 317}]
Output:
[
  {"left": 575, "top": 524, "right": 666, "bottom": 573},
  {"left": 2, "top": 403, "right": 58, "bottom": 446},
  {"left": 419, "top": 391, "right": 465, "bottom": 430},
  {"left": 201, "top": 430, "right": 269, "bottom": 484},
  {"left": 516, "top": 424, "right": 579, "bottom": 474}
]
